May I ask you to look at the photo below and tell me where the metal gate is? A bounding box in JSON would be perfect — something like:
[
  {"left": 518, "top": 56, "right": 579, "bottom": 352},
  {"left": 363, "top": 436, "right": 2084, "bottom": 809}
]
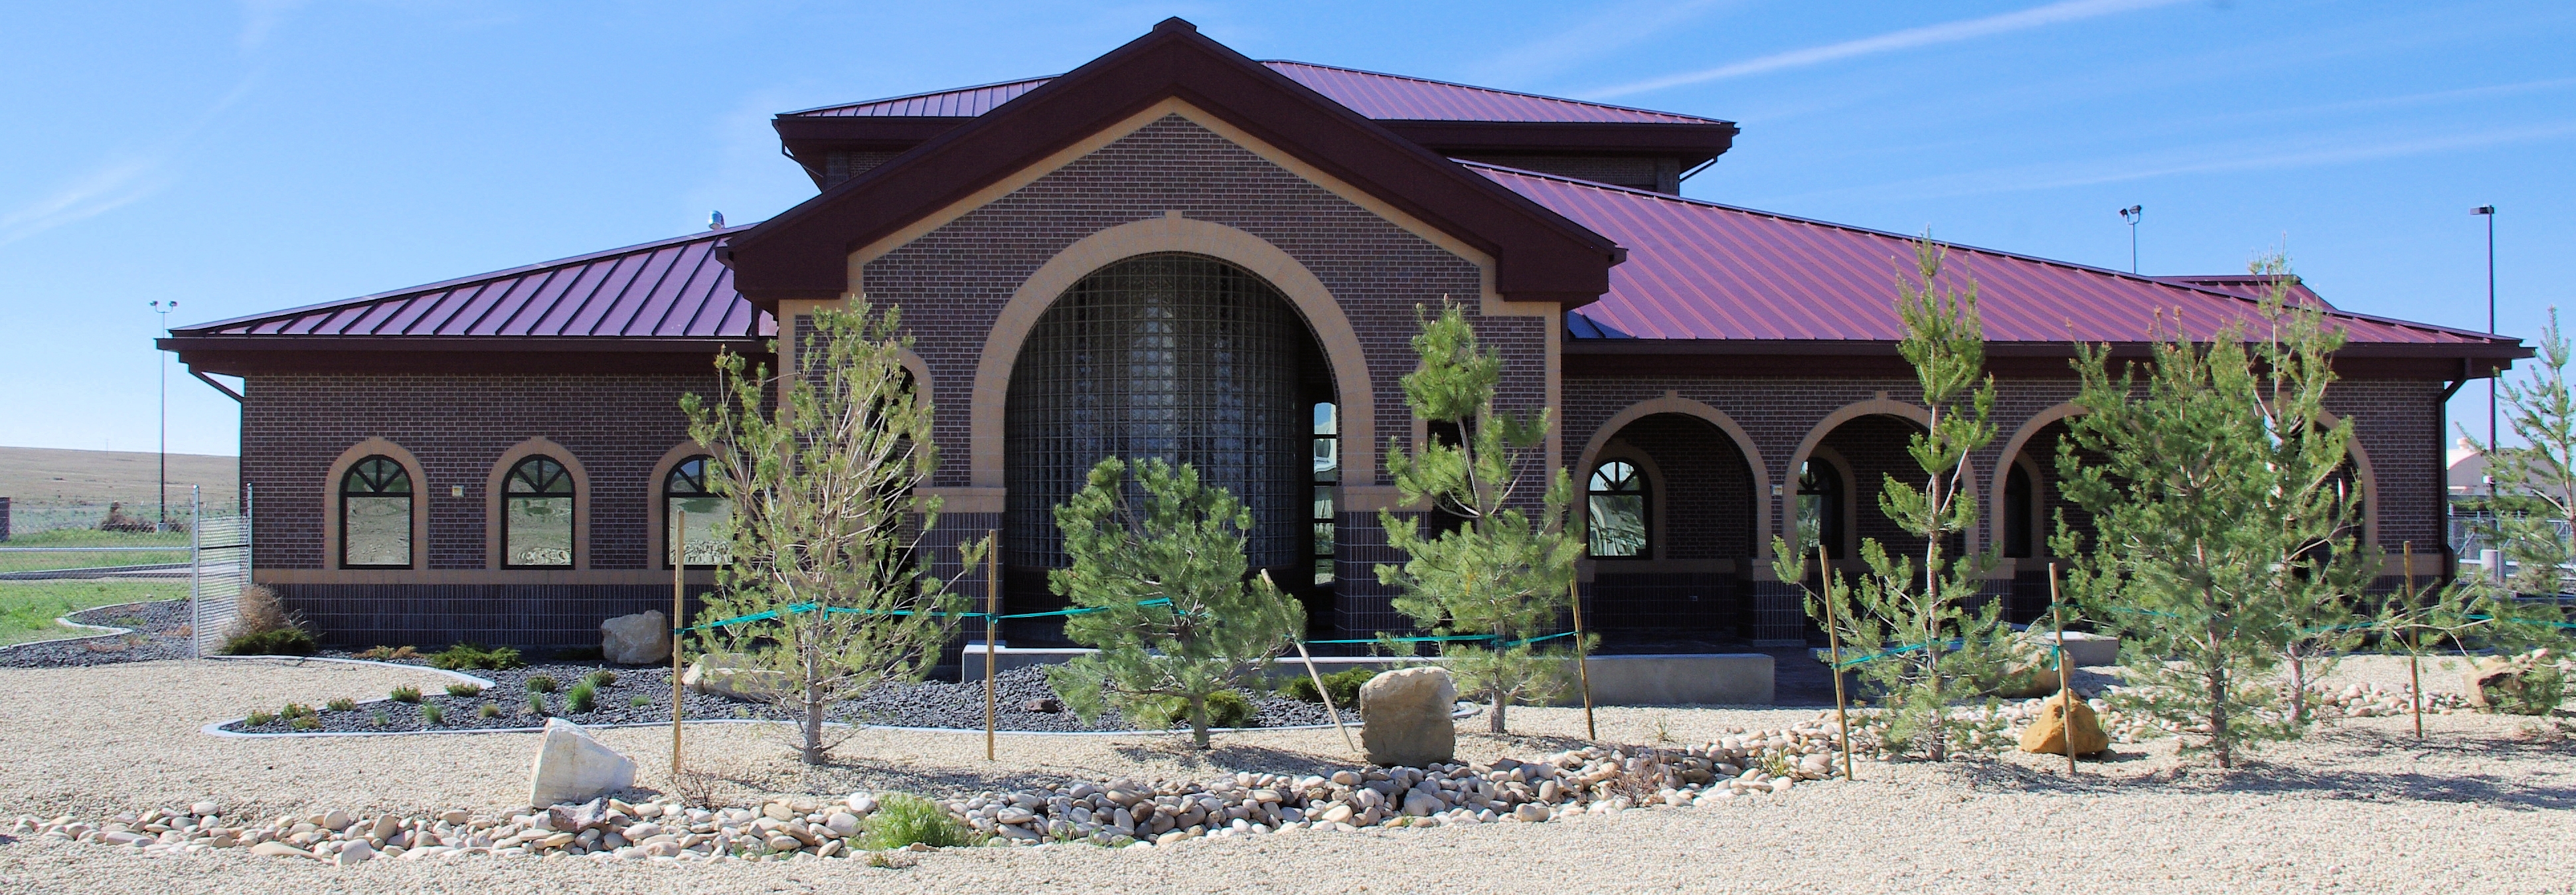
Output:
[{"left": 190, "top": 485, "right": 252, "bottom": 657}]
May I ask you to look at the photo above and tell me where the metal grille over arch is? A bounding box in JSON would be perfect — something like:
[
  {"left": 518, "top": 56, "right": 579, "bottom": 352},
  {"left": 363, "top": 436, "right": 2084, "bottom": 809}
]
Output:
[{"left": 1004, "top": 252, "right": 1310, "bottom": 619}]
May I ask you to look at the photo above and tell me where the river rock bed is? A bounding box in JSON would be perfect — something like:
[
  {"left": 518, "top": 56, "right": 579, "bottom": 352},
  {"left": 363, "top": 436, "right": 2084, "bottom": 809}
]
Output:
[
  {"left": 0, "top": 600, "right": 196, "bottom": 669},
  {"left": 216, "top": 662, "right": 1333, "bottom": 734},
  {"left": 13, "top": 718, "right": 1848, "bottom": 863}
]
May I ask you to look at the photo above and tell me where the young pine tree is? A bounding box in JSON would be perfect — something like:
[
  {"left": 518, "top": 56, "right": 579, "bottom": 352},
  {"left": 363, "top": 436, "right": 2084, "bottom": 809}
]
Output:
[
  {"left": 1046, "top": 457, "right": 1306, "bottom": 750},
  {"left": 1779, "top": 238, "right": 2013, "bottom": 762},
  {"left": 1376, "top": 301, "right": 1588, "bottom": 734},
  {"left": 681, "top": 301, "right": 987, "bottom": 766},
  {"left": 2469, "top": 309, "right": 2576, "bottom": 596},
  {"left": 2053, "top": 254, "right": 2370, "bottom": 768}
]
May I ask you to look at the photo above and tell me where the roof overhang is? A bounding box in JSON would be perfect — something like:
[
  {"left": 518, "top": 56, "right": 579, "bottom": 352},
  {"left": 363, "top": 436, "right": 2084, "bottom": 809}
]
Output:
[
  {"left": 724, "top": 18, "right": 1621, "bottom": 311},
  {"left": 161, "top": 336, "right": 769, "bottom": 376},
  {"left": 1564, "top": 339, "right": 2532, "bottom": 380}
]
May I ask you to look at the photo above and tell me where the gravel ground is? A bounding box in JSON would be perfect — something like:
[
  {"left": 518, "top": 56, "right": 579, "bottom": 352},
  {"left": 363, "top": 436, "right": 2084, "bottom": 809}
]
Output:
[
  {"left": 1, "top": 656, "right": 2571, "bottom": 894},
  {"left": 217, "top": 661, "right": 1333, "bottom": 734},
  {"left": 0, "top": 600, "right": 195, "bottom": 668}
]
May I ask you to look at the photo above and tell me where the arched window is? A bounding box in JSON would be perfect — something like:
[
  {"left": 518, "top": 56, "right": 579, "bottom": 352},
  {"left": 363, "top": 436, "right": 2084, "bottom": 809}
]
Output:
[
  {"left": 1587, "top": 459, "right": 1649, "bottom": 558},
  {"left": 501, "top": 456, "right": 574, "bottom": 568},
  {"left": 665, "top": 455, "right": 730, "bottom": 568},
  {"left": 1313, "top": 403, "right": 1338, "bottom": 586},
  {"left": 340, "top": 455, "right": 412, "bottom": 568},
  {"left": 1799, "top": 458, "right": 1846, "bottom": 560},
  {"left": 2004, "top": 462, "right": 2035, "bottom": 558}
]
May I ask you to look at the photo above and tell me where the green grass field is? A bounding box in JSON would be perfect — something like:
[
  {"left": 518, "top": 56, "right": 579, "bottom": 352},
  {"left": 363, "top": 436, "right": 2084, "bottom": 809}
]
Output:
[
  {"left": 0, "top": 580, "right": 187, "bottom": 646},
  {"left": 0, "top": 529, "right": 193, "bottom": 574}
]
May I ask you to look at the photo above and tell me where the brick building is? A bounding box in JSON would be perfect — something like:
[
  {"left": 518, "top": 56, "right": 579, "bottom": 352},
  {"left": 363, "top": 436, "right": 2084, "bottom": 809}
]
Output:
[{"left": 164, "top": 20, "right": 2525, "bottom": 650}]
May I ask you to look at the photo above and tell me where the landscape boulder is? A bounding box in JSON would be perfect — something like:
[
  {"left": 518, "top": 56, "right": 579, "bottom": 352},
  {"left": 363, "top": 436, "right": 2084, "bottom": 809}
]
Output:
[
  {"left": 1358, "top": 666, "right": 1455, "bottom": 767},
  {"left": 2016, "top": 691, "right": 2109, "bottom": 757},
  {"left": 600, "top": 610, "right": 671, "bottom": 665},
  {"left": 684, "top": 653, "right": 791, "bottom": 702},
  {"left": 528, "top": 718, "right": 636, "bottom": 807}
]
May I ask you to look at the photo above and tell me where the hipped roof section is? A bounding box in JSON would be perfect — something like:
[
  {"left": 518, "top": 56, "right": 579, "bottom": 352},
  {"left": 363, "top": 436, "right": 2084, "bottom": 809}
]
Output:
[{"left": 1469, "top": 165, "right": 2521, "bottom": 360}]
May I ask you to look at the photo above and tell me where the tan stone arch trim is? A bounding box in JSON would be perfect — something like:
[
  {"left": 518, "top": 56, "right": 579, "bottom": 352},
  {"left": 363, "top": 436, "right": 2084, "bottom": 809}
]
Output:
[
  {"left": 323, "top": 438, "right": 428, "bottom": 571},
  {"left": 1990, "top": 402, "right": 2087, "bottom": 552},
  {"left": 484, "top": 438, "right": 590, "bottom": 570},
  {"left": 1575, "top": 394, "right": 1773, "bottom": 556},
  {"left": 2316, "top": 409, "right": 2381, "bottom": 548},
  {"left": 645, "top": 440, "right": 718, "bottom": 570},
  {"left": 959, "top": 214, "right": 1379, "bottom": 495},
  {"left": 1783, "top": 398, "right": 1984, "bottom": 552}
]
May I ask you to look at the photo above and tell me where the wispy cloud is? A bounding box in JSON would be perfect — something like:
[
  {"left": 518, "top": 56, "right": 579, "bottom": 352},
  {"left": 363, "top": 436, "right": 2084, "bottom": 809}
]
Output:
[
  {"left": 1762, "top": 120, "right": 2576, "bottom": 206},
  {"left": 238, "top": 0, "right": 314, "bottom": 52},
  {"left": 1461, "top": 0, "right": 1743, "bottom": 88},
  {"left": 0, "top": 78, "right": 260, "bottom": 248},
  {"left": 1586, "top": 0, "right": 2195, "bottom": 99}
]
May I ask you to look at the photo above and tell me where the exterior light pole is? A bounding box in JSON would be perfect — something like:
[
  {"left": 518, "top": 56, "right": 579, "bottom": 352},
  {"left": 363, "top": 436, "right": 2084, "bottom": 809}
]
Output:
[
  {"left": 151, "top": 300, "right": 177, "bottom": 532},
  {"left": 2473, "top": 205, "right": 2496, "bottom": 497},
  {"left": 2119, "top": 205, "right": 2143, "bottom": 274}
]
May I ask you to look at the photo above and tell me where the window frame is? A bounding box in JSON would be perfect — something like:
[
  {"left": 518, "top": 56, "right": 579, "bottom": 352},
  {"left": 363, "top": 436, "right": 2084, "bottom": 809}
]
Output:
[
  {"left": 1585, "top": 457, "right": 1651, "bottom": 559},
  {"left": 663, "top": 454, "right": 728, "bottom": 570},
  {"left": 337, "top": 455, "right": 415, "bottom": 570},
  {"left": 499, "top": 455, "right": 577, "bottom": 570},
  {"left": 1797, "top": 456, "right": 1849, "bottom": 560}
]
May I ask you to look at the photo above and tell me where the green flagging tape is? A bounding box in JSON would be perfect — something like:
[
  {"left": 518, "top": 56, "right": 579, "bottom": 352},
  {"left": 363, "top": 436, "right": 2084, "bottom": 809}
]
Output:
[
  {"left": 2467, "top": 613, "right": 2576, "bottom": 630},
  {"left": 994, "top": 598, "right": 1172, "bottom": 620}
]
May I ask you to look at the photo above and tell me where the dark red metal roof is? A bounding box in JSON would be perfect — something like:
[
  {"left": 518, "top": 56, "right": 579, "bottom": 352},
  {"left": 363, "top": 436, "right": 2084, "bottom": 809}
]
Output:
[
  {"left": 786, "top": 60, "right": 1724, "bottom": 125},
  {"left": 177, "top": 228, "right": 773, "bottom": 340},
  {"left": 1473, "top": 164, "right": 2506, "bottom": 348}
]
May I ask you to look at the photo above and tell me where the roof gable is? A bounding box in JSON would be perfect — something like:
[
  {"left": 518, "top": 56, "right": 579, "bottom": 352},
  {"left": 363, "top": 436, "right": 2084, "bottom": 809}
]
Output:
[
  {"left": 787, "top": 60, "right": 1727, "bottom": 125},
  {"left": 722, "top": 18, "right": 1621, "bottom": 308}
]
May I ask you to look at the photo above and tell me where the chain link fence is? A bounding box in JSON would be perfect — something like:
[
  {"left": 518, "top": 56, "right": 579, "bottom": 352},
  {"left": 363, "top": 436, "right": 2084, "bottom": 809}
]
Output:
[{"left": 189, "top": 486, "right": 252, "bottom": 657}]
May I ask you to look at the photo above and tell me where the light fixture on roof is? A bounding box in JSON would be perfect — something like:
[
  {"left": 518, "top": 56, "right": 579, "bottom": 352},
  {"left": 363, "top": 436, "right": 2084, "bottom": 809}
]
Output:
[
  {"left": 2117, "top": 205, "right": 2143, "bottom": 274},
  {"left": 708, "top": 211, "right": 726, "bottom": 230}
]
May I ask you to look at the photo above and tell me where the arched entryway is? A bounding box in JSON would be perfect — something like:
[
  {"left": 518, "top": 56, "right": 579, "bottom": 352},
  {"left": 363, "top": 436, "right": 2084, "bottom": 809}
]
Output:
[
  {"left": 1002, "top": 252, "right": 1337, "bottom": 641},
  {"left": 1579, "top": 412, "right": 1759, "bottom": 643}
]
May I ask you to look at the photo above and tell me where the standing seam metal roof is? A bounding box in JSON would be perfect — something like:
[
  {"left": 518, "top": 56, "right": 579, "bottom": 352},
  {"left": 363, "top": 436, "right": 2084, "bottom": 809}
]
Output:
[
  {"left": 1467, "top": 164, "right": 2503, "bottom": 347},
  {"left": 783, "top": 60, "right": 1726, "bottom": 125}
]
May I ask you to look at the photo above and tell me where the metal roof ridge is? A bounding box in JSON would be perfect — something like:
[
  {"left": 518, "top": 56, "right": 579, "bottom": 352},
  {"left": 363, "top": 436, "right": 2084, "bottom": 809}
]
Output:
[
  {"left": 1467, "top": 162, "right": 2516, "bottom": 345},
  {"left": 1254, "top": 60, "right": 1733, "bottom": 125},
  {"left": 175, "top": 224, "right": 758, "bottom": 334},
  {"left": 779, "top": 75, "right": 1062, "bottom": 117}
]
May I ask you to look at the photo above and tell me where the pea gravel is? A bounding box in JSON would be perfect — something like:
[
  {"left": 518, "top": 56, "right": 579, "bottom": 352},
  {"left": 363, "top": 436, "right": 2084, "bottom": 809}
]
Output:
[{"left": 0, "top": 656, "right": 2570, "bottom": 894}]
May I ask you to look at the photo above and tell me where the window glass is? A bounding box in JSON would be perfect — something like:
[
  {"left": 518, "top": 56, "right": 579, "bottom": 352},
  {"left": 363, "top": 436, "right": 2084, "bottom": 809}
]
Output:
[
  {"left": 341, "top": 455, "right": 412, "bottom": 568},
  {"left": 1799, "top": 459, "right": 1846, "bottom": 560},
  {"left": 665, "top": 455, "right": 731, "bottom": 568},
  {"left": 1313, "top": 403, "right": 1338, "bottom": 586},
  {"left": 1587, "top": 459, "right": 1648, "bottom": 557},
  {"left": 503, "top": 456, "right": 574, "bottom": 568}
]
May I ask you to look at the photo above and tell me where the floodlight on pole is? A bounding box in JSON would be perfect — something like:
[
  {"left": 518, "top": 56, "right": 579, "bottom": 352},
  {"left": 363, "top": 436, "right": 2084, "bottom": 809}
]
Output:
[
  {"left": 2118, "top": 206, "right": 2143, "bottom": 274},
  {"left": 2473, "top": 204, "right": 2496, "bottom": 497},
  {"left": 150, "top": 300, "right": 177, "bottom": 532}
]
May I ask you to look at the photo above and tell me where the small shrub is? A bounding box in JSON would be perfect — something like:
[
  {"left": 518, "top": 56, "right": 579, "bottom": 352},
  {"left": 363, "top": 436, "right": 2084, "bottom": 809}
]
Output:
[
  {"left": 629, "top": 694, "right": 651, "bottom": 708},
  {"left": 325, "top": 697, "right": 357, "bottom": 712},
  {"left": 585, "top": 670, "right": 618, "bottom": 688},
  {"left": 567, "top": 682, "right": 597, "bottom": 713},
  {"left": 226, "top": 584, "right": 299, "bottom": 639},
  {"left": 357, "top": 645, "right": 420, "bottom": 661},
  {"left": 527, "top": 692, "right": 549, "bottom": 715},
  {"left": 525, "top": 675, "right": 559, "bottom": 694},
  {"left": 1141, "top": 690, "right": 1255, "bottom": 730},
  {"left": 421, "top": 702, "right": 445, "bottom": 726},
  {"left": 370, "top": 710, "right": 389, "bottom": 727},
  {"left": 428, "top": 643, "right": 524, "bottom": 671},
  {"left": 388, "top": 686, "right": 422, "bottom": 703},
  {"left": 856, "top": 793, "right": 975, "bottom": 850},
  {"left": 444, "top": 683, "right": 483, "bottom": 698},
  {"left": 289, "top": 716, "right": 320, "bottom": 732},
  {"left": 280, "top": 702, "right": 316, "bottom": 720},
  {"left": 2487, "top": 664, "right": 2569, "bottom": 716},
  {"left": 478, "top": 702, "right": 501, "bottom": 719},
  {"left": 245, "top": 710, "right": 276, "bottom": 726},
  {"left": 1282, "top": 668, "right": 1375, "bottom": 707},
  {"left": 221, "top": 628, "right": 317, "bottom": 657}
]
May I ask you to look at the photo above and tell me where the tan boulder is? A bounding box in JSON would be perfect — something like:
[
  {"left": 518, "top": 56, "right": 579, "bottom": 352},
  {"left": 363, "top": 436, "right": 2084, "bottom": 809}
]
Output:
[
  {"left": 1358, "top": 667, "right": 1455, "bottom": 767},
  {"left": 1989, "top": 636, "right": 2066, "bottom": 699},
  {"left": 683, "top": 653, "right": 791, "bottom": 702},
  {"left": 2018, "top": 691, "right": 2109, "bottom": 756},
  {"left": 600, "top": 610, "right": 671, "bottom": 665},
  {"left": 527, "top": 718, "right": 636, "bottom": 807}
]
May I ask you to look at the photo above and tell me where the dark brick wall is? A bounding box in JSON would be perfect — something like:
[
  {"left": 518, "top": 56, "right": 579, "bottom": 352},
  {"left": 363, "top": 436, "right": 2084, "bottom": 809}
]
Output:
[
  {"left": 241, "top": 372, "right": 715, "bottom": 570},
  {"left": 1591, "top": 413, "right": 1757, "bottom": 560}
]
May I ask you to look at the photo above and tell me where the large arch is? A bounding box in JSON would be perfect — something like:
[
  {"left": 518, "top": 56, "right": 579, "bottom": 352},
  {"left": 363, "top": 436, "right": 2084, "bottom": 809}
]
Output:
[
  {"left": 1990, "top": 402, "right": 2381, "bottom": 550},
  {"left": 1988, "top": 402, "right": 2087, "bottom": 553},
  {"left": 1576, "top": 394, "right": 1772, "bottom": 556},
  {"left": 1783, "top": 398, "right": 1968, "bottom": 551},
  {"left": 966, "top": 214, "right": 1376, "bottom": 494}
]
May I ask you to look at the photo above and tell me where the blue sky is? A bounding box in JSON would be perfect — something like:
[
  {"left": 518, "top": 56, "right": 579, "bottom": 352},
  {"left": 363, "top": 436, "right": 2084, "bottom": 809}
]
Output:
[{"left": 3, "top": 0, "right": 2569, "bottom": 457}]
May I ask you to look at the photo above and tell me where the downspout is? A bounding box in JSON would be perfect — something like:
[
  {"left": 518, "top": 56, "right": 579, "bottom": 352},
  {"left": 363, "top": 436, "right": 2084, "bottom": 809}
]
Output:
[{"left": 2437, "top": 357, "right": 2472, "bottom": 582}]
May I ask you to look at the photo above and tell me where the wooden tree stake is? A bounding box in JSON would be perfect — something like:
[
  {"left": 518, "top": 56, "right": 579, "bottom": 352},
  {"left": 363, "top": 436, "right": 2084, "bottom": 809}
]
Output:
[
  {"left": 670, "top": 509, "right": 686, "bottom": 789},
  {"left": 1820, "top": 543, "right": 1856, "bottom": 782},
  {"left": 2050, "top": 562, "right": 2074, "bottom": 775},
  {"left": 987, "top": 530, "right": 1001, "bottom": 762},
  {"left": 2404, "top": 542, "right": 2423, "bottom": 740},
  {"left": 1569, "top": 579, "right": 1597, "bottom": 742}
]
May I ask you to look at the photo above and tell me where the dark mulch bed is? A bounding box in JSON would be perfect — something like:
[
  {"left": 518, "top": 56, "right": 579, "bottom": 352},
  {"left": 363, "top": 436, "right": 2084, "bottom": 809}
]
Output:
[
  {"left": 217, "top": 660, "right": 1335, "bottom": 735},
  {"left": 0, "top": 600, "right": 196, "bottom": 668}
]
